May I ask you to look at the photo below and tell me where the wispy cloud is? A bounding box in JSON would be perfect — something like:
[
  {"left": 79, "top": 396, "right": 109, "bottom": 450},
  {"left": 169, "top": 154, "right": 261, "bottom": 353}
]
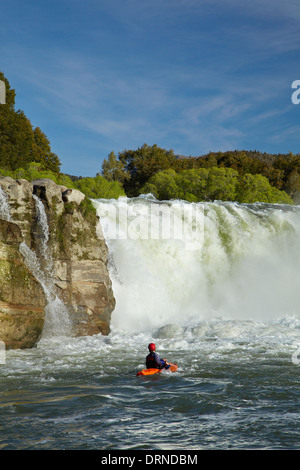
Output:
[{"left": 1, "top": 0, "right": 299, "bottom": 175}]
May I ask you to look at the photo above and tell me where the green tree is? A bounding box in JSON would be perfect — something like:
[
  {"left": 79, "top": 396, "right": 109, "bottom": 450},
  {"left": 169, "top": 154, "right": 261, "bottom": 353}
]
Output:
[
  {"left": 236, "top": 173, "right": 293, "bottom": 204},
  {"left": 101, "top": 151, "right": 129, "bottom": 183},
  {"left": 32, "top": 127, "right": 60, "bottom": 173},
  {"left": 0, "top": 162, "right": 74, "bottom": 187},
  {"left": 141, "top": 169, "right": 180, "bottom": 200},
  {"left": 0, "top": 107, "right": 35, "bottom": 170},
  {"left": 177, "top": 169, "right": 208, "bottom": 201},
  {"left": 140, "top": 167, "right": 293, "bottom": 204},
  {"left": 73, "top": 175, "right": 126, "bottom": 199},
  {"left": 0, "top": 72, "right": 61, "bottom": 173},
  {"left": 283, "top": 168, "right": 300, "bottom": 201},
  {"left": 141, "top": 167, "right": 239, "bottom": 202},
  {"left": 118, "top": 143, "right": 177, "bottom": 196},
  {"left": 206, "top": 167, "right": 238, "bottom": 201}
]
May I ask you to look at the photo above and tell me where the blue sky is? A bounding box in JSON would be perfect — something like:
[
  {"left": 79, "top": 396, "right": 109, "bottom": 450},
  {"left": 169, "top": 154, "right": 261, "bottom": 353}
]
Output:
[{"left": 1, "top": 0, "right": 300, "bottom": 176}]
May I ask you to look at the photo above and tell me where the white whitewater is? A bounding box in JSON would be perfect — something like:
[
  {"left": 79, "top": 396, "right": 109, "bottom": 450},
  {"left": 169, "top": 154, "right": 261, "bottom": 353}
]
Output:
[
  {"left": 33, "top": 195, "right": 51, "bottom": 266},
  {"left": 94, "top": 196, "right": 300, "bottom": 334},
  {"left": 2, "top": 193, "right": 300, "bottom": 451},
  {"left": 0, "top": 186, "right": 11, "bottom": 221},
  {"left": 19, "top": 196, "right": 72, "bottom": 338},
  {"left": 29, "top": 195, "right": 72, "bottom": 338}
]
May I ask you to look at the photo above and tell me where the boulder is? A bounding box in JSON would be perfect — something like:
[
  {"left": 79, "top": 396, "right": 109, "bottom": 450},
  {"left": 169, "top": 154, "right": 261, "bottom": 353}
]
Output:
[{"left": 62, "top": 188, "right": 85, "bottom": 205}]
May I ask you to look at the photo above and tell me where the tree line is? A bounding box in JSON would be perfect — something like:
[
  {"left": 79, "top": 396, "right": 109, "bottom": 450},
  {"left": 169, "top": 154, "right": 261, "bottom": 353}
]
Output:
[
  {"left": 101, "top": 145, "right": 298, "bottom": 204},
  {"left": 0, "top": 72, "right": 298, "bottom": 204}
]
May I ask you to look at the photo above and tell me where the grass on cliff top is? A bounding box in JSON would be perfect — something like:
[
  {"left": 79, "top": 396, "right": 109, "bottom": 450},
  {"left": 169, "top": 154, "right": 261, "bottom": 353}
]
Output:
[{"left": 0, "top": 162, "right": 126, "bottom": 200}]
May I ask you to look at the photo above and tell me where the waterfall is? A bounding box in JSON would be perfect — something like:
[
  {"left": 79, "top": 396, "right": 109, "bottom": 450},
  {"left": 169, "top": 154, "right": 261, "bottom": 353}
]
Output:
[
  {"left": 0, "top": 185, "right": 72, "bottom": 338},
  {"left": 0, "top": 186, "right": 11, "bottom": 221},
  {"left": 19, "top": 241, "right": 73, "bottom": 339},
  {"left": 21, "top": 195, "right": 73, "bottom": 339},
  {"left": 33, "top": 195, "right": 51, "bottom": 261},
  {"left": 94, "top": 196, "right": 300, "bottom": 333}
]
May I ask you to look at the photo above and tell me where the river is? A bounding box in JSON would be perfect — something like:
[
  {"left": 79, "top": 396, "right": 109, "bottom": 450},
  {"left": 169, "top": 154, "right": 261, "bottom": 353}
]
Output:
[{"left": 1, "top": 196, "right": 300, "bottom": 450}]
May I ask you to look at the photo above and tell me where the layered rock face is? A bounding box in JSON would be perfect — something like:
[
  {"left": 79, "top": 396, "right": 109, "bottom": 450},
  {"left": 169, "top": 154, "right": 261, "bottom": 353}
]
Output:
[
  {"left": 0, "top": 177, "right": 115, "bottom": 348},
  {"left": 0, "top": 219, "right": 46, "bottom": 349}
]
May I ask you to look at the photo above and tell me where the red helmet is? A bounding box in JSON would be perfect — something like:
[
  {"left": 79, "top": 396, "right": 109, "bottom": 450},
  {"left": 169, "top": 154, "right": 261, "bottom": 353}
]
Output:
[{"left": 148, "top": 343, "right": 156, "bottom": 351}]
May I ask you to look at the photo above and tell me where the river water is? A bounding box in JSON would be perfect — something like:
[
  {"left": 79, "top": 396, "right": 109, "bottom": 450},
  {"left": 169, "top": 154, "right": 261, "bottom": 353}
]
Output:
[{"left": 1, "top": 196, "right": 300, "bottom": 451}]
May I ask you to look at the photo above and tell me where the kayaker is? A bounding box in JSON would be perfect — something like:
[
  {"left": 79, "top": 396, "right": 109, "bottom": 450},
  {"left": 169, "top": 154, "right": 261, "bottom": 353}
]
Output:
[{"left": 146, "top": 343, "right": 170, "bottom": 370}]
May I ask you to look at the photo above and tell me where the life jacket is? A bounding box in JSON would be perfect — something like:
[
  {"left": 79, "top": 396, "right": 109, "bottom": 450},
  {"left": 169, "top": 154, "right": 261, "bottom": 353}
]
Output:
[{"left": 146, "top": 352, "right": 164, "bottom": 369}]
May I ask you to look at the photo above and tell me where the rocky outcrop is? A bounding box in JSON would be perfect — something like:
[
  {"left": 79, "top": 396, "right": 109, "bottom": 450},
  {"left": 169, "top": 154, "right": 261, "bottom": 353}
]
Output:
[
  {"left": 0, "top": 177, "right": 35, "bottom": 246},
  {"left": 0, "top": 219, "right": 46, "bottom": 349},
  {"left": 0, "top": 177, "right": 115, "bottom": 348}
]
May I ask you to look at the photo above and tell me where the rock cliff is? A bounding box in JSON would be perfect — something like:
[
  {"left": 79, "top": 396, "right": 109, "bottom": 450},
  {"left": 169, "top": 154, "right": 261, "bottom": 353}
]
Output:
[
  {"left": 0, "top": 177, "right": 115, "bottom": 348},
  {"left": 0, "top": 218, "right": 46, "bottom": 349}
]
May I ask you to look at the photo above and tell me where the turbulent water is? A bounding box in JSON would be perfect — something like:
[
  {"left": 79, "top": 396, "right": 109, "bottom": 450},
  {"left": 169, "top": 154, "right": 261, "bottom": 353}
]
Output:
[{"left": 1, "top": 194, "right": 300, "bottom": 451}]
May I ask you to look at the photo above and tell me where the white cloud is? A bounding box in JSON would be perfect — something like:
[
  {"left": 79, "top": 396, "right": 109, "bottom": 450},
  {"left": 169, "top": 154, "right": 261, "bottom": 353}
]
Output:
[{"left": 1, "top": 0, "right": 298, "bottom": 174}]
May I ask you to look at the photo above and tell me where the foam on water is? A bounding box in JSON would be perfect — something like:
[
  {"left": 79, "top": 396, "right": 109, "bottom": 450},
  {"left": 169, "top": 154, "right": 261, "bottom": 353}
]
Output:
[
  {"left": 1, "top": 189, "right": 299, "bottom": 358},
  {"left": 2, "top": 192, "right": 300, "bottom": 450}
]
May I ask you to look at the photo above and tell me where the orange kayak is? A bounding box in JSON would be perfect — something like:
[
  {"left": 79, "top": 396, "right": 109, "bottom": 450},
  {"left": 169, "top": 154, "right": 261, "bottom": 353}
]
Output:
[{"left": 136, "top": 363, "right": 178, "bottom": 376}]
